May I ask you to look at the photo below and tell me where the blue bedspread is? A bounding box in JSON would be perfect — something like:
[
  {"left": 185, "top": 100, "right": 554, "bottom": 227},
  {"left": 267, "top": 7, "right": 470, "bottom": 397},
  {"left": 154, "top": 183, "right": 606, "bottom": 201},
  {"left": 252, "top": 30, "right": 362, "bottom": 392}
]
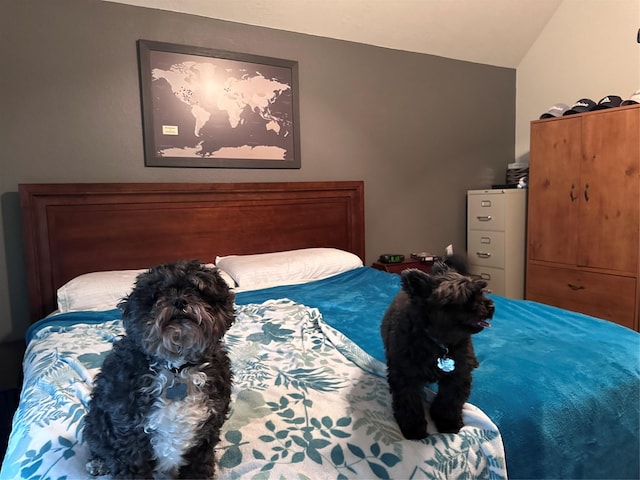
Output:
[{"left": 235, "top": 266, "right": 640, "bottom": 480}]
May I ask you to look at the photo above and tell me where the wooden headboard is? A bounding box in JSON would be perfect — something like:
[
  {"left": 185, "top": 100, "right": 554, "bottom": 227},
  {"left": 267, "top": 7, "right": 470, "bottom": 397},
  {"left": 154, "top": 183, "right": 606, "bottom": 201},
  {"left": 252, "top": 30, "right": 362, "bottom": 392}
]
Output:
[{"left": 19, "top": 181, "right": 365, "bottom": 322}]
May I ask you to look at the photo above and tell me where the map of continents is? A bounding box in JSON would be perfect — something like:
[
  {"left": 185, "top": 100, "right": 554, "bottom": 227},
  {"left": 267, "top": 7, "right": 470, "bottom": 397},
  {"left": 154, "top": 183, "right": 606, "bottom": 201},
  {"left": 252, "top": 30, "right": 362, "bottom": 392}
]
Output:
[{"left": 150, "top": 51, "right": 295, "bottom": 161}]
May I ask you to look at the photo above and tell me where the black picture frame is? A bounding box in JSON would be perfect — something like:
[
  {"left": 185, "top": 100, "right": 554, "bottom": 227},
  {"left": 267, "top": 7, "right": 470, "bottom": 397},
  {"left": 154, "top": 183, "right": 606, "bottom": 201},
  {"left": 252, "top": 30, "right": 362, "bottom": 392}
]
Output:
[{"left": 137, "top": 40, "right": 301, "bottom": 168}]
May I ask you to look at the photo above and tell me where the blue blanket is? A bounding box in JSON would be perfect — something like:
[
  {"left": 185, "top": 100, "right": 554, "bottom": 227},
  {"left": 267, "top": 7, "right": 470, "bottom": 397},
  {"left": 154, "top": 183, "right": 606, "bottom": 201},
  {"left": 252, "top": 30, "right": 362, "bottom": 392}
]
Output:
[{"left": 235, "top": 267, "right": 640, "bottom": 480}]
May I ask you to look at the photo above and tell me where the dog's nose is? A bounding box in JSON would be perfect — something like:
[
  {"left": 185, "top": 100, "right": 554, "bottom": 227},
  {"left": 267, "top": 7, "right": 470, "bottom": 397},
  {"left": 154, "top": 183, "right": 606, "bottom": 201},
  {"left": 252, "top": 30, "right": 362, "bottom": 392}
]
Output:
[{"left": 173, "top": 298, "right": 187, "bottom": 310}]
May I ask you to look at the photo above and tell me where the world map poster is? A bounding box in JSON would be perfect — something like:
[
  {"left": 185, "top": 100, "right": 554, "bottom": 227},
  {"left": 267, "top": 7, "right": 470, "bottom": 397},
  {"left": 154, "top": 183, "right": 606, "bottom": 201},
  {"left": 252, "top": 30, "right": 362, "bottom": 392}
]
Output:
[{"left": 138, "top": 41, "right": 300, "bottom": 168}]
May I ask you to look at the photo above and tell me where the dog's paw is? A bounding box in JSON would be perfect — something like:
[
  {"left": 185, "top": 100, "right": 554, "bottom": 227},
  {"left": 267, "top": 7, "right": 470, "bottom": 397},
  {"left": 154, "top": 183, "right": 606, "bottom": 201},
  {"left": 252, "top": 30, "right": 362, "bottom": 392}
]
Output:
[
  {"left": 431, "top": 410, "right": 464, "bottom": 434},
  {"left": 396, "top": 416, "right": 428, "bottom": 440},
  {"left": 433, "top": 418, "right": 463, "bottom": 434},
  {"left": 400, "top": 424, "right": 428, "bottom": 440},
  {"left": 430, "top": 397, "right": 465, "bottom": 434},
  {"left": 86, "top": 458, "right": 109, "bottom": 477}
]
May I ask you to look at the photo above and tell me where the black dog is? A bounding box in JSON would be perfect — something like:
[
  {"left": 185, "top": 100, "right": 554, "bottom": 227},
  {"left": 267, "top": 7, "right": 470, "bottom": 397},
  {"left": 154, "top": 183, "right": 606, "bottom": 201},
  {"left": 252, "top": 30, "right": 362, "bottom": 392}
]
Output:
[
  {"left": 84, "top": 260, "right": 235, "bottom": 478},
  {"left": 380, "top": 254, "right": 494, "bottom": 439}
]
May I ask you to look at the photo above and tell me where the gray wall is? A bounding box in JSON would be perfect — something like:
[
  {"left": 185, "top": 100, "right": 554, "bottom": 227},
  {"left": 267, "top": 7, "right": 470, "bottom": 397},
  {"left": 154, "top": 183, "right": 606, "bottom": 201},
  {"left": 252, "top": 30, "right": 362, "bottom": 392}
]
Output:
[{"left": 0, "top": 0, "right": 515, "bottom": 349}]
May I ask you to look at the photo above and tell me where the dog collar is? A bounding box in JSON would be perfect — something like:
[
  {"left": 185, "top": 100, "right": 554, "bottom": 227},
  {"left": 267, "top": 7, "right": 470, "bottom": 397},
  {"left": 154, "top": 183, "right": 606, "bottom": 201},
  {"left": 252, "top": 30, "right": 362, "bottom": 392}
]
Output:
[
  {"left": 425, "top": 332, "right": 456, "bottom": 373},
  {"left": 149, "top": 356, "right": 195, "bottom": 372},
  {"left": 168, "top": 362, "right": 197, "bottom": 373}
]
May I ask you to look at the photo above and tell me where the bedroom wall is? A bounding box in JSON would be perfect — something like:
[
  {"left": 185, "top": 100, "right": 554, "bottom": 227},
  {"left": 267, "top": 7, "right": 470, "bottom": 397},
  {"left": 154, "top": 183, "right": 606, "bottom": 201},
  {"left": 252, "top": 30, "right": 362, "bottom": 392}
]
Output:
[
  {"left": 516, "top": 0, "right": 640, "bottom": 161},
  {"left": 0, "top": 0, "right": 515, "bottom": 360}
]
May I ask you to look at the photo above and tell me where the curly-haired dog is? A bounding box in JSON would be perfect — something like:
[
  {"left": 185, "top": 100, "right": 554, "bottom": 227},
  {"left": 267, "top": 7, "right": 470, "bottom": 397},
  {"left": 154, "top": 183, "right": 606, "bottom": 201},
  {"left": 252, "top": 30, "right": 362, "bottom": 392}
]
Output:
[
  {"left": 84, "top": 260, "right": 235, "bottom": 479},
  {"left": 381, "top": 254, "right": 494, "bottom": 440}
]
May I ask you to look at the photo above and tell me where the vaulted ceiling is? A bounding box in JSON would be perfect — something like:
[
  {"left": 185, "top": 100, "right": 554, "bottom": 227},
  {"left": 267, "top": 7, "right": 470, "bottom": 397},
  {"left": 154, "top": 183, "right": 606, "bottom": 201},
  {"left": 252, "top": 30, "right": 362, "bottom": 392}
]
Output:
[{"left": 104, "top": 0, "right": 563, "bottom": 68}]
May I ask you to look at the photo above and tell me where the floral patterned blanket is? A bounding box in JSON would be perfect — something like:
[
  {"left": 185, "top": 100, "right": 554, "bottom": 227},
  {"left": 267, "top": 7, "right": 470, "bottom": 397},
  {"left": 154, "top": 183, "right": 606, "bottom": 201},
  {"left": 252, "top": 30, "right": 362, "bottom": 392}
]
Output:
[{"left": 1, "top": 299, "right": 506, "bottom": 479}]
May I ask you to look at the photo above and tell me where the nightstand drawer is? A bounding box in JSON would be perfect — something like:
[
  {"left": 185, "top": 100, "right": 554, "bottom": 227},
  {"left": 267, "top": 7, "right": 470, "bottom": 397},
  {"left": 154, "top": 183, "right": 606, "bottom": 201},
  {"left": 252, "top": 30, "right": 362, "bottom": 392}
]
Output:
[
  {"left": 468, "top": 265, "right": 505, "bottom": 296},
  {"left": 468, "top": 231, "right": 505, "bottom": 268},
  {"left": 467, "top": 192, "right": 506, "bottom": 231}
]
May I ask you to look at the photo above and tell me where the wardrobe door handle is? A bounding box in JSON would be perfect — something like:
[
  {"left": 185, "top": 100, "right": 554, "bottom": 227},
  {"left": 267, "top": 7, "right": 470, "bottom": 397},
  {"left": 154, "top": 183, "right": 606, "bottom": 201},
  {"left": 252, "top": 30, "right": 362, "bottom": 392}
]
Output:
[
  {"left": 584, "top": 183, "right": 590, "bottom": 202},
  {"left": 567, "top": 283, "right": 585, "bottom": 291},
  {"left": 569, "top": 184, "right": 577, "bottom": 202}
]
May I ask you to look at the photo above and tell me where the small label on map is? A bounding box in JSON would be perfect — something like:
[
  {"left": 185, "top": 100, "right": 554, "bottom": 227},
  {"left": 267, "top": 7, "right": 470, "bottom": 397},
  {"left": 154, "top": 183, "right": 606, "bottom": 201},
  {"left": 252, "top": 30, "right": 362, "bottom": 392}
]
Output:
[{"left": 162, "top": 125, "right": 179, "bottom": 136}]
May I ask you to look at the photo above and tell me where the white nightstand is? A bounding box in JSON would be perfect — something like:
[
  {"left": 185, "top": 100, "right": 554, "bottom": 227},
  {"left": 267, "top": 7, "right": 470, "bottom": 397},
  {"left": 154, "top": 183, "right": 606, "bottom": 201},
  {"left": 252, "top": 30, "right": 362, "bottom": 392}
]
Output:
[{"left": 467, "top": 189, "right": 527, "bottom": 298}]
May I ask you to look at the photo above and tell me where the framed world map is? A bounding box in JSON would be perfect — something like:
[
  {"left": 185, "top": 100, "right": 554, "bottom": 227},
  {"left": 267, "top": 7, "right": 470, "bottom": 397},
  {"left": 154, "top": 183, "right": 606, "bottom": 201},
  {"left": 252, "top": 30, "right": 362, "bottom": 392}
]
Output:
[{"left": 137, "top": 40, "right": 300, "bottom": 168}]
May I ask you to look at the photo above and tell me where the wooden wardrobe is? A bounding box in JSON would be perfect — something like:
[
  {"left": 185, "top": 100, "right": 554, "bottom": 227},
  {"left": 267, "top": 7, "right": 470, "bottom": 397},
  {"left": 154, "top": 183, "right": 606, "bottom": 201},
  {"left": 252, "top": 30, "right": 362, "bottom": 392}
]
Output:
[{"left": 526, "top": 104, "right": 639, "bottom": 331}]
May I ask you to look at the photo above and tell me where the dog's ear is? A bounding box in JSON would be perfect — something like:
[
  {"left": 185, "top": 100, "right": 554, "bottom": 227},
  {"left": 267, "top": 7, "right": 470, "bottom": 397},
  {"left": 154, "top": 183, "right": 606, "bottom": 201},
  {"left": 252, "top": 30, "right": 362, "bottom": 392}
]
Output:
[
  {"left": 443, "top": 253, "right": 471, "bottom": 276},
  {"left": 117, "top": 295, "right": 136, "bottom": 334},
  {"left": 117, "top": 264, "right": 164, "bottom": 333},
  {"left": 400, "top": 269, "right": 436, "bottom": 298},
  {"left": 473, "top": 278, "right": 489, "bottom": 291},
  {"left": 431, "top": 253, "right": 471, "bottom": 276},
  {"left": 194, "top": 264, "right": 236, "bottom": 331}
]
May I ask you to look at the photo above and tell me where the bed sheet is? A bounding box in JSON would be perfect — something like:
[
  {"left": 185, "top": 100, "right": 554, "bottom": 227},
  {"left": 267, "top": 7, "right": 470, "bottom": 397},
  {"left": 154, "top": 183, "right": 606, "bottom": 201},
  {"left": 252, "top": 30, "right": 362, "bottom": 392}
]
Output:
[
  {"left": 1, "top": 299, "right": 506, "bottom": 480},
  {"left": 234, "top": 267, "right": 640, "bottom": 480}
]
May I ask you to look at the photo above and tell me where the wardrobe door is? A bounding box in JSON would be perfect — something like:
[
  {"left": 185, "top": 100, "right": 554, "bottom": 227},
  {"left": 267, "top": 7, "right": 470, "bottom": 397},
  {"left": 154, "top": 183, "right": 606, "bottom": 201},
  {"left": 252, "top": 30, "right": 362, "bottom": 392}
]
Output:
[
  {"left": 528, "top": 117, "right": 582, "bottom": 265},
  {"left": 578, "top": 108, "right": 639, "bottom": 274}
]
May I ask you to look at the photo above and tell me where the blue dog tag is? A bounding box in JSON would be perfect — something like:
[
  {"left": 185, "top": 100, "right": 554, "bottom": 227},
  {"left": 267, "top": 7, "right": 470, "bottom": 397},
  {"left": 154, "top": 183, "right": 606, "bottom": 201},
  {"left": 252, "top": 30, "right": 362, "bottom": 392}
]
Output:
[
  {"left": 165, "top": 382, "right": 187, "bottom": 401},
  {"left": 437, "top": 357, "right": 455, "bottom": 373}
]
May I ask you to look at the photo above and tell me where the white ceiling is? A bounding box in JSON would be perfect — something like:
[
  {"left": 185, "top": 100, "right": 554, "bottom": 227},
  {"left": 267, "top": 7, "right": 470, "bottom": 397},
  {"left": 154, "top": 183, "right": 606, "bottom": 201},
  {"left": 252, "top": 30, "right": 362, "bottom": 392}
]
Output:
[{"left": 104, "top": 0, "right": 563, "bottom": 68}]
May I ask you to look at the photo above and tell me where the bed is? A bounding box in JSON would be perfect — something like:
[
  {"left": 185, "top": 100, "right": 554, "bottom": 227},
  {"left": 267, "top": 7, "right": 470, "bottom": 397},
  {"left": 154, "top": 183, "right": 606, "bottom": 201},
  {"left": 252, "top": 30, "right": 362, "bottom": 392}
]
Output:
[{"left": 2, "top": 181, "right": 638, "bottom": 480}]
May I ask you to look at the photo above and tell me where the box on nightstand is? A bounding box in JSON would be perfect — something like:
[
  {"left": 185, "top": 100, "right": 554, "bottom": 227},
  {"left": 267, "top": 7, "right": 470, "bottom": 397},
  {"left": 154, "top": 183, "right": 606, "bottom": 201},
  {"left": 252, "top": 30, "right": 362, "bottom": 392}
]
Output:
[{"left": 371, "top": 257, "right": 434, "bottom": 275}]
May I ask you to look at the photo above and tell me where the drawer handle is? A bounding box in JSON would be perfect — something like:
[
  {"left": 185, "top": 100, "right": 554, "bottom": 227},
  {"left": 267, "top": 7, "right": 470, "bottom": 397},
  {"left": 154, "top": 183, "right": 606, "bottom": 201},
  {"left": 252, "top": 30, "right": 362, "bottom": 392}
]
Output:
[
  {"left": 476, "top": 215, "right": 492, "bottom": 221},
  {"left": 567, "top": 283, "right": 585, "bottom": 291},
  {"left": 476, "top": 252, "right": 491, "bottom": 259}
]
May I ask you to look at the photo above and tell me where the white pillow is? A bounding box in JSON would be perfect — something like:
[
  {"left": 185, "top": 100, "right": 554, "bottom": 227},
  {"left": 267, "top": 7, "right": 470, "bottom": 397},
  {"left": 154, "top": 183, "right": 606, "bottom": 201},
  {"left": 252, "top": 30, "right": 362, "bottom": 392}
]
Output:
[
  {"left": 56, "top": 265, "right": 236, "bottom": 313},
  {"left": 215, "top": 248, "right": 363, "bottom": 290},
  {"left": 57, "top": 269, "right": 145, "bottom": 313}
]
